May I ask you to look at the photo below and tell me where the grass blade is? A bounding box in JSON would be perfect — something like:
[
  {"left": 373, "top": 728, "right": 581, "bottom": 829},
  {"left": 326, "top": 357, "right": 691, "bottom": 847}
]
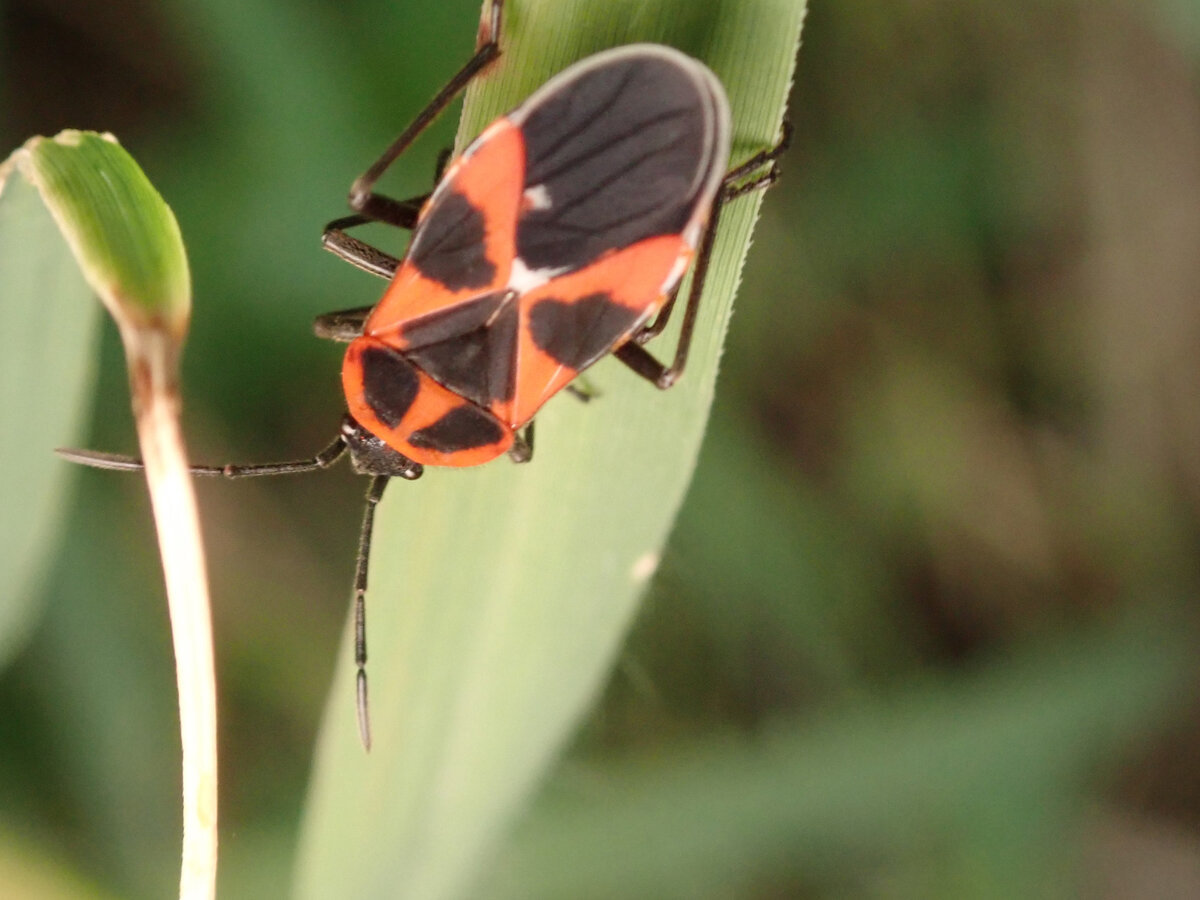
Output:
[{"left": 295, "top": 2, "right": 806, "bottom": 898}]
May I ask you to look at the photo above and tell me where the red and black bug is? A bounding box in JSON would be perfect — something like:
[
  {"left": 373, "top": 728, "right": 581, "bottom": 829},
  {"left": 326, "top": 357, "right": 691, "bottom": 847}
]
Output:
[{"left": 62, "top": 0, "right": 789, "bottom": 748}]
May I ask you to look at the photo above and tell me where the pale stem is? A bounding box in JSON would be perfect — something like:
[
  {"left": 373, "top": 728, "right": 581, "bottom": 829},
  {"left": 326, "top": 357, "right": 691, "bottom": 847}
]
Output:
[{"left": 123, "top": 326, "right": 219, "bottom": 900}]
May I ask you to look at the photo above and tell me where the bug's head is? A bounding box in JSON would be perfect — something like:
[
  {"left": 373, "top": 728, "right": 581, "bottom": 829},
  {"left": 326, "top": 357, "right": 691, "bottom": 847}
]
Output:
[{"left": 340, "top": 415, "right": 424, "bottom": 480}]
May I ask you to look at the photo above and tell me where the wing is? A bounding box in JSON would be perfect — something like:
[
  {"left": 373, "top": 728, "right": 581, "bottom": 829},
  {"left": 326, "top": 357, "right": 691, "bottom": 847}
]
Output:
[
  {"left": 355, "top": 45, "right": 731, "bottom": 431},
  {"left": 509, "top": 44, "right": 731, "bottom": 275},
  {"left": 360, "top": 120, "right": 525, "bottom": 410},
  {"left": 501, "top": 45, "right": 732, "bottom": 425},
  {"left": 503, "top": 234, "right": 689, "bottom": 427}
]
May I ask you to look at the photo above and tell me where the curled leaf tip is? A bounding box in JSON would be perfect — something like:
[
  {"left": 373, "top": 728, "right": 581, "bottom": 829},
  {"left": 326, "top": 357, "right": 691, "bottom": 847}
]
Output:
[{"left": 9, "top": 129, "right": 191, "bottom": 337}]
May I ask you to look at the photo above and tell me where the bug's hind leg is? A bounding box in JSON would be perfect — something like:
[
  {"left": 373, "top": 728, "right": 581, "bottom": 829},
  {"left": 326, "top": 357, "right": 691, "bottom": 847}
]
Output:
[
  {"left": 632, "top": 123, "right": 792, "bottom": 349},
  {"left": 617, "top": 125, "right": 792, "bottom": 389},
  {"left": 565, "top": 383, "right": 595, "bottom": 403},
  {"left": 722, "top": 120, "right": 792, "bottom": 191}
]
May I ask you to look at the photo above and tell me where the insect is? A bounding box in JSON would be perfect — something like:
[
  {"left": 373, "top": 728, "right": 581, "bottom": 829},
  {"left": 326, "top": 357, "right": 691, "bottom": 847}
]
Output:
[{"left": 62, "top": 0, "right": 789, "bottom": 748}]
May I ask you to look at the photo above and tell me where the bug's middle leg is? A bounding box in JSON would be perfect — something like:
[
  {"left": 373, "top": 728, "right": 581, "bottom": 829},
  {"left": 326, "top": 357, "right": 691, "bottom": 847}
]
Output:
[
  {"left": 617, "top": 125, "right": 792, "bottom": 389},
  {"left": 631, "top": 124, "right": 793, "bottom": 349}
]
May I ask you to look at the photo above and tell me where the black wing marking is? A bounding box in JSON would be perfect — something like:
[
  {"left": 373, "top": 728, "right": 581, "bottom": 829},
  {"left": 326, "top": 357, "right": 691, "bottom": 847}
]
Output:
[
  {"left": 408, "top": 405, "right": 507, "bottom": 454},
  {"left": 527, "top": 292, "right": 643, "bottom": 372},
  {"left": 511, "top": 46, "right": 730, "bottom": 272},
  {"left": 406, "top": 190, "right": 497, "bottom": 290},
  {"left": 360, "top": 344, "right": 422, "bottom": 428},
  {"left": 402, "top": 291, "right": 520, "bottom": 407}
]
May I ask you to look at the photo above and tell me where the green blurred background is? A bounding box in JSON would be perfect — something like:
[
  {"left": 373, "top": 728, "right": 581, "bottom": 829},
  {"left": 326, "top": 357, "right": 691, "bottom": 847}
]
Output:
[{"left": 3, "top": 0, "right": 1200, "bottom": 897}]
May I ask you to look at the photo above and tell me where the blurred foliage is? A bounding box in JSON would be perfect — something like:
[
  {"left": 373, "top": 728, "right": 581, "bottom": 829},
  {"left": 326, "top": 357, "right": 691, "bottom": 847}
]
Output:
[
  {"left": 0, "top": 169, "right": 99, "bottom": 671},
  {"left": 2, "top": 0, "right": 1200, "bottom": 898}
]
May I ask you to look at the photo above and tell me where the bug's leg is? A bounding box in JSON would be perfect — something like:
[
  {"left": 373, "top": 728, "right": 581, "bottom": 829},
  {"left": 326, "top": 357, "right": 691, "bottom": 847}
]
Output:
[
  {"left": 632, "top": 170, "right": 776, "bottom": 347},
  {"left": 632, "top": 283, "right": 683, "bottom": 346},
  {"left": 322, "top": 212, "right": 409, "bottom": 279},
  {"left": 612, "top": 341, "right": 675, "bottom": 388},
  {"left": 434, "top": 147, "right": 453, "bottom": 183},
  {"left": 312, "top": 305, "right": 375, "bottom": 342},
  {"left": 56, "top": 433, "right": 349, "bottom": 477},
  {"left": 326, "top": 129, "right": 456, "bottom": 263},
  {"left": 723, "top": 120, "right": 792, "bottom": 187},
  {"left": 612, "top": 188, "right": 726, "bottom": 390},
  {"left": 508, "top": 421, "right": 535, "bottom": 463},
  {"left": 353, "top": 474, "right": 390, "bottom": 751},
  {"left": 348, "top": 0, "right": 504, "bottom": 222},
  {"left": 617, "top": 126, "right": 792, "bottom": 389},
  {"left": 565, "top": 383, "right": 595, "bottom": 403},
  {"left": 321, "top": 137, "right": 458, "bottom": 281},
  {"left": 632, "top": 125, "right": 792, "bottom": 348}
]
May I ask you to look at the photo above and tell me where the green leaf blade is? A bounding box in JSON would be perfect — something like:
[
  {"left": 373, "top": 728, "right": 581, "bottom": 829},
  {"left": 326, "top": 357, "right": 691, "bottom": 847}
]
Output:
[{"left": 12, "top": 131, "right": 190, "bottom": 332}]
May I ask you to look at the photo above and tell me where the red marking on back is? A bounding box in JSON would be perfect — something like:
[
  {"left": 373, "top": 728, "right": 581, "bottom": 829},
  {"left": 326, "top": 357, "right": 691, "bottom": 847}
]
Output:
[
  {"left": 502, "top": 234, "right": 690, "bottom": 426},
  {"left": 364, "top": 121, "right": 524, "bottom": 344},
  {"left": 343, "top": 337, "right": 513, "bottom": 467}
]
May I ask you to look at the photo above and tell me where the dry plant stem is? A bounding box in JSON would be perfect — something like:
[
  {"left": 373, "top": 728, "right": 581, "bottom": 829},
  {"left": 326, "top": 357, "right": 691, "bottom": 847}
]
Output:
[{"left": 121, "top": 324, "right": 218, "bottom": 900}]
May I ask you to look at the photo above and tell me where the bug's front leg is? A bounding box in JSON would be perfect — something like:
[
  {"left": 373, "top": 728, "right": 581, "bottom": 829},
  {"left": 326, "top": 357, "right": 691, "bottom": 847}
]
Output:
[{"left": 347, "top": 0, "right": 505, "bottom": 226}]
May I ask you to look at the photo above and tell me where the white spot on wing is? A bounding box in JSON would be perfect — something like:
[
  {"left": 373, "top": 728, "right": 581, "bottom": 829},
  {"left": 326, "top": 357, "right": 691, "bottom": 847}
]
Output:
[
  {"left": 508, "top": 256, "right": 570, "bottom": 293},
  {"left": 523, "top": 183, "right": 553, "bottom": 210}
]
